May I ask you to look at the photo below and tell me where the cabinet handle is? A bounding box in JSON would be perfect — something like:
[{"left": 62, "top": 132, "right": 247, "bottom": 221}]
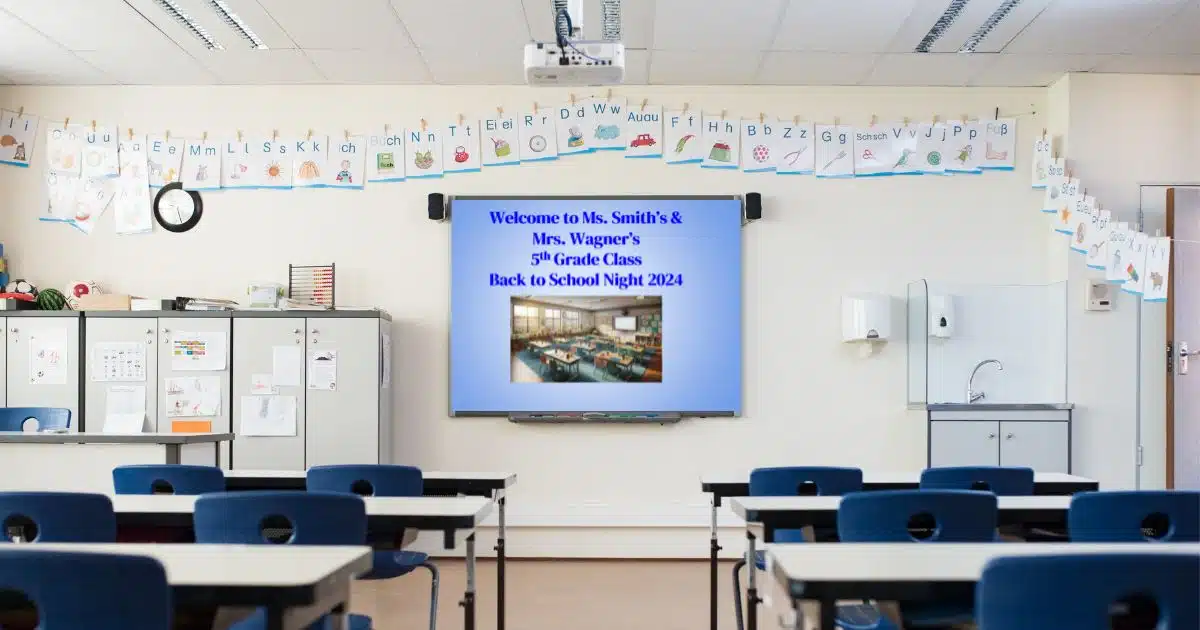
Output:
[
  {"left": 987, "top": 433, "right": 996, "bottom": 439},
  {"left": 292, "top": 329, "right": 301, "bottom": 334},
  {"left": 1006, "top": 433, "right": 1014, "bottom": 440},
  {"left": 145, "top": 329, "right": 153, "bottom": 335},
  {"left": 310, "top": 329, "right": 319, "bottom": 334},
  {"left": 161, "top": 328, "right": 169, "bottom": 334},
  {"left": 9, "top": 328, "right": 16, "bottom": 333}
]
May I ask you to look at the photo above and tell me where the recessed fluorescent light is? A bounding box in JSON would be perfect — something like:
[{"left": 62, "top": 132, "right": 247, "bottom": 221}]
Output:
[
  {"left": 207, "top": 0, "right": 268, "bottom": 50},
  {"left": 153, "top": 0, "right": 223, "bottom": 50},
  {"left": 959, "top": 0, "right": 1022, "bottom": 52},
  {"left": 914, "top": 0, "right": 969, "bottom": 53}
]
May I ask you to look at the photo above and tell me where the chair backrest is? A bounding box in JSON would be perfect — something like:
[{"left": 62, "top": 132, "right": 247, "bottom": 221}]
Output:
[
  {"left": 837, "top": 490, "right": 998, "bottom": 542},
  {"left": 0, "top": 549, "right": 172, "bottom": 629},
  {"left": 749, "top": 467, "right": 864, "bottom": 497},
  {"left": 193, "top": 491, "right": 366, "bottom": 545},
  {"left": 0, "top": 407, "right": 71, "bottom": 432},
  {"left": 306, "top": 465, "right": 423, "bottom": 497},
  {"left": 977, "top": 553, "right": 1200, "bottom": 629},
  {"left": 1068, "top": 490, "right": 1200, "bottom": 542},
  {"left": 0, "top": 492, "right": 116, "bottom": 543},
  {"left": 112, "top": 464, "right": 226, "bottom": 495},
  {"left": 919, "top": 466, "right": 1034, "bottom": 495}
]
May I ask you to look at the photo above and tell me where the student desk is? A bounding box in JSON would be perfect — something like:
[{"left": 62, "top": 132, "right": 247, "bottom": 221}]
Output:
[
  {"left": 224, "top": 469, "right": 517, "bottom": 630},
  {"left": 732, "top": 496, "right": 1072, "bottom": 630},
  {"left": 766, "top": 543, "right": 1200, "bottom": 630},
  {"left": 0, "top": 432, "right": 233, "bottom": 493},
  {"left": 699, "top": 471, "right": 1097, "bottom": 630},
  {"left": 1, "top": 543, "right": 372, "bottom": 630},
  {"left": 111, "top": 495, "right": 492, "bottom": 630}
]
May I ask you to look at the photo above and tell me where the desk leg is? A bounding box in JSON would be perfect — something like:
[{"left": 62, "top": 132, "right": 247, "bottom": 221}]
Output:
[
  {"left": 460, "top": 533, "right": 477, "bottom": 630},
  {"left": 818, "top": 600, "right": 836, "bottom": 630},
  {"left": 709, "top": 497, "right": 720, "bottom": 630},
  {"left": 746, "top": 530, "right": 759, "bottom": 630},
  {"left": 494, "top": 494, "right": 507, "bottom": 630},
  {"left": 264, "top": 608, "right": 284, "bottom": 630}
]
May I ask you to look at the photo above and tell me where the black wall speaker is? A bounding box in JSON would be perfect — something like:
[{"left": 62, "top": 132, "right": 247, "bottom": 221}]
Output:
[
  {"left": 744, "top": 192, "right": 762, "bottom": 222},
  {"left": 428, "top": 193, "right": 446, "bottom": 221}
]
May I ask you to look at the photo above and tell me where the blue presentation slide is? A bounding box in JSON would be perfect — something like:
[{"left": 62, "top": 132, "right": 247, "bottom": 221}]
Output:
[{"left": 450, "top": 196, "right": 742, "bottom": 415}]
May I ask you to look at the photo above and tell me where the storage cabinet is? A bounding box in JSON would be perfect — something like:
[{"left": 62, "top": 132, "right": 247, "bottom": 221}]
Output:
[
  {"left": 6, "top": 312, "right": 80, "bottom": 427},
  {"left": 930, "top": 421, "right": 1000, "bottom": 467},
  {"left": 231, "top": 317, "right": 306, "bottom": 470},
  {"left": 998, "top": 421, "right": 1069, "bottom": 472},
  {"left": 927, "top": 405, "right": 1073, "bottom": 473}
]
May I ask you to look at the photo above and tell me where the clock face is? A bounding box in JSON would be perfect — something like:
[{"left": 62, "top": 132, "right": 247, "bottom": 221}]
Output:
[{"left": 153, "top": 182, "right": 203, "bottom": 233}]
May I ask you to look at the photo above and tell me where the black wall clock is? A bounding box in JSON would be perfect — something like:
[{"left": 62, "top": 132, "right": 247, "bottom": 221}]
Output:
[{"left": 153, "top": 182, "right": 203, "bottom": 233}]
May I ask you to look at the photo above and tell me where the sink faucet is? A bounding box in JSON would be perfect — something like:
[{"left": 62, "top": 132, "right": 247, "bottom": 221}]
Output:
[{"left": 967, "top": 359, "right": 1003, "bottom": 403}]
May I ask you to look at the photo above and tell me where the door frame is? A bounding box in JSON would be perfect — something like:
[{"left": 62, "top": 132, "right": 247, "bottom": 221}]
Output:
[{"left": 1166, "top": 188, "right": 1175, "bottom": 488}]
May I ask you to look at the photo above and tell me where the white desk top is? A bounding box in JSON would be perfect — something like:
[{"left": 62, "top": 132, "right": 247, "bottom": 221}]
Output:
[
  {"left": 766, "top": 543, "right": 1200, "bottom": 583},
  {"left": 112, "top": 494, "right": 493, "bottom": 525},
  {"left": 0, "top": 543, "right": 372, "bottom": 587},
  {"left": 0, "top": 431, "right": 232, "bottom": 445},
  {"left": 702, "top": 471, "right": 1096, "bottom": 486},
  {"left": 731, "top": 495, "right": 1070, "bottom": 519},
  {"left": 225, "top": 469, "right": 516, "bottom": 483}
]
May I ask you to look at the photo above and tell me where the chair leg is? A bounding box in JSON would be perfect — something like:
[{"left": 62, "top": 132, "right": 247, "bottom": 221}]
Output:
[
  {"left": 731, "top": 558, "right": 747, "bottom": 630},
  {"left": 420, "top": 561, "right": 439, "bottom": 630}
]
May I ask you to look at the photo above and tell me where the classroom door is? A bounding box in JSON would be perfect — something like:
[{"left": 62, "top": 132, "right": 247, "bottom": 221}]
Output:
[{"left": 1169, "top": 188, "right": 1200, "bottom": 489}]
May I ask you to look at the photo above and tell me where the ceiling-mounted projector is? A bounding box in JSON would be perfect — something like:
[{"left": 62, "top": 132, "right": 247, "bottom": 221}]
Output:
[{"left": 525, "top": 0, "right": 625, "bottom": 86}]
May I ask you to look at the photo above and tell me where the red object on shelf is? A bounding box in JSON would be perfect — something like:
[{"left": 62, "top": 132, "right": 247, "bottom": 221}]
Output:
[{"left": 0, "top": 292, "right": 36, "bottom": 301}]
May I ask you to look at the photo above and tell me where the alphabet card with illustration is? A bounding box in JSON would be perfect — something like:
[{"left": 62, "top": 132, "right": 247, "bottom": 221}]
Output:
[
  {"left": 1143, "top": 237, "right": 1171, "bottom": 302},
  {"left": 1070, "top": 195, "right": 1096, "bottom": 254},
  {"left": 82, "top": 124, "right": 120, "bottom": 178},
  {"left": 146, "top": 133, "right": 184, "bottom": 187},
  {"left": 481, "top": 117, "right": 519, "bottom": 167},
  {"left": 814, "top": 124, "right": 854, "bottom": 178},
  {"left": 1106, "top": 223, "right": 1132, "bottom": 284},
  {"left": 221, "top": 135, "right": 256, "bottom": 189},
  {"left": 46, "top": 122, "right": 85, "bottom": 175},
  {"left": 1053, "top": 177, "right": 1081, "bottom": 234},
  {"left": 701, "top": 116, "right": 738, "bottom": 169},
  {"left": 1041, "top": 158, "right": 1066, "bottom": 212},
  {"left": 981, "top": 118, "right": 1016, "bottom": 170},
  {"left": 740, "top": 118, "right": 777, "bottom": 173},
  {"left": 1087, "top": 210, "right": 1112, "bottom": 270},
  {"left": 72, "top": 176, "right": 116, "bottom": 234},
  {"left": 326, "top": 134, "right": 367, "bottom": 188},
  {"left": 115, "top": 134, "right": 152, "bottom": 235},
  {"left": 888, "top": 122, "right": 922, "bottom": 175},
  {"left": 853, "top": 124, "right": 897, "bottom": 177},
  {"left": 182, "top": 137, "right": 222, "bottom": 191},
  {"left": 556, "top": 101, "right": 592, "bottom": 155},
  {"left": 291, "top": 134, "right": 328, "bottom": 188},
  {"left": 664, "top": 109, "right": 703, "bottom": 164},
  {"left": 406, "top": 127, "right": 444, "bottom": 178},
  {"left": 1031, "top": 134, "right": 1051, "bottom": 188},
  {"left": 945, "top": 120, "right": 982, "bottom": 174},
  {"left": 0, "top": 109, "right": 37, "bottom": 167},
  {"left": 590, "top": 97, "right": 625, "bottom": 150},
  {"left": 367, "top": 127, "right": 405, "bottom": 182},
  {"left": 442, "top": 121, "right": 480, "bottom": 174},
  {"left": 917, "top": 122, "right": 947, "bottom": 175},
  {"left": 1121, "top": 232, "right": 1149, "bottom": 295},
  {"left": 519, "top": 110, "right": 557, "bottom": 162},
  {"left": 775, "top": 120, "right": 814, "bottom": 175},
  {"left": 624, "top": 104, "right": 662, "bottom": 158},
  {"left": 259, "top": 138, "right": 293, "bottom": 189}
]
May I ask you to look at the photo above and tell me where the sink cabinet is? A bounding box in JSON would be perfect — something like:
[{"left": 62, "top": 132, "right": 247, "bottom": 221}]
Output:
[{"left": 927, "top": 406, "right": 1072, "bottom": 473}]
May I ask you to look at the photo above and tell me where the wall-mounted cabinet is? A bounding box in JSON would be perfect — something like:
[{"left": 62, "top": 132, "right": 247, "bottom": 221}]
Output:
[{"left": 927, "top": 405, "right": 1073, "bottom": 473}]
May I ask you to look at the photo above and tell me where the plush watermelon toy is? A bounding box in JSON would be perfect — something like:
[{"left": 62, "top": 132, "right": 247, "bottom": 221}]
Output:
[{"left": 35, "top": 288, "right": 67, "bottom": 311}]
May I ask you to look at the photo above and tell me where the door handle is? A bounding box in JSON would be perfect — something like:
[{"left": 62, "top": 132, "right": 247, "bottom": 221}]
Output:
[
  {"left": 987, "top": 433, "right": 996, "bottom": 440},
  {"left": 1005, "top": 433, "right": 1014, "bottom": 440},
  {"left": 1180, "top": 341, "right": 1199, "bottom": 375}
]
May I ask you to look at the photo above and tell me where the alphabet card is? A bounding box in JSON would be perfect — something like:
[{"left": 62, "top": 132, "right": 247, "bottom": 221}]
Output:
[
  {"left": 1041, "top": 158, "right": 1066, "bottom": 212},
  {"left": 406, "top": 127, "right": 444, "bottom": 177},
  {"left": 917, "top": 122, "right": 947, "bottom": 175},
  {"left": 291, "top": 134, "right": 328, "bottom": 188},
  {"left": 624, "top": 104, "right": 662, "bottom": 158},
  {"left": 1106, "top": 223, "right": 1132, "bottom": 284},
  {"left": 118, "top": 133, "right": 146, "bottom": 181},
  {"left": 853, "top": 124, "right": 896, "bottom": 177},
  {"left": 0, "top": 109, "right": 37, "bottom": 167},
  {"left": 701, "top": 116, "right": 738, "bottom": 169},
  {"left": 1143, "top": 237, "right": 1171, "bottom": 302},
  {"left": 740, "top": 118, "right": 776, "bottom": 173},
  {"left": 482, "top": 117, "right": 519, "bottom": 167},
  {"left": 1087, "top": 210, "right": 1112, "bottom": 270},
  {"left": 1031, "top": 135, "right": 1051, "bottom": 188},
  {"left": 82, "top": 124, "right": 119, "bottom": 178},
  {"left": 1053, "top": 177, "right": 1081, "bottom": 234},
  {"left": 945, "top": 120, "right": 982, "bottom": 173},
  {"left": 590, "top": 97, "right": 625, "bottom": 150},
  {"left": 73, "top": 176, "right": 115, "bottom": 234},
  {"left": 775, "top": 120, "right": 814, "bottom": 175},
  {"left": 221, "top": 136, "right": 255, "bottom": 189},
  {"left": 146, "top": 133, "right": 184, "bottom": 187},
  {"left": 889, "top": 122, "right": 922, "bottom": 175},
  {"left": 182, "top": 137, "right": 221, "bottom": 191},
  {"left": 556, "top": 101, "right": 592, "bottom": 155},
  {"left": 1070, "top": 195, "right": 1096, "bottom": 254},
  {"left": 46, "top": 122, "right": 85, "bottom": 175},
  {"left": 814, "top": 124, "right": 853, "bottom": 178},
  {"left": 367, "top": 127, "right": 405, "bottom": 182},
  {"left": 1121, "top": 232, "right": 1149, "bottom": 295},
  {"left": 664, "top": 109, "right": 702, "bottom": 164},
  {"left": 519, "top": 110, "right": 557, "bottom": 162},
  {"left": 326, "top": 134, "right": 367, "bottom": 189},
  {"left": 115, "top": 134, "right": 152, "bottom": 235},
  {"left": 981, "top": 118, "right": 1016, "bottom": 170},
  {"left": 259, "top": 138, "right": 292, "bottom": 189},
  {"left": 443, "top": 121, "right": 480, "bottom": 174}
]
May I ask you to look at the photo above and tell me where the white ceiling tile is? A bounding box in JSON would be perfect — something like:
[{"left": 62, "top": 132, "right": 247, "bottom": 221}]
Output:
[
  {"left": 76, "top": 47, "right": 218, "bottom": 84},
  {"left": 861, "top": 53, "right": 997, "bottom": 86},
  {"left": 124, "top": 0, "right": 296, "bottom": 53},
  {"left": 306, "top": 48, "right": 428, "bottom": 84},
  {"left": 392, "top": 0, "right": 530, "bottom": 51},
  {"left": 192, "top": 49, "right": 323, "bottom": 84},
  {"left": 420, "top": 46, "right": 524, "bottom": 84},
  {"left": 652, "top": 0, "right": 786, "bottom": 51},
  {"left": 523, "top": 0, "right": 654, "bottom": 49},
  {"left": 0, "top": 10, "right": 111, "bottom": 84},
  {"left": 771, "top": 0, "right": 917, "bottom": 52},
  {"left": 1091, "top": 54, "right": 1200, "bottom": 74},
  {"left": 1004, "top": 0, "right": 1192, "bottom": 54},
  {"left": 967, "top": 53, "right": 1100, "bottom": 87},
  {"left": 648, "top": 49, "right": 762, "bottom": 84},
  {"left": 756, "top": 52, "right": 877, "bottom": 85},
  {"left": 257, "top": 0, "right": 411, "bottom": 51},
  {"left": 1129, "top": 1, "right": 1200, "bottom": 54},
  {"left": 0, "top": 0, "right": 173, "bottom": 51}
]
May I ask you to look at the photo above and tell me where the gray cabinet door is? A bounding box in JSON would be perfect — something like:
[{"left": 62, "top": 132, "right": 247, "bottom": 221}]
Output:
[
  {"left": 0, "top": 317, "right": 7, "bottom": 407},
  {"left": 999, "top": 421, "right": 1070, "bottom": 473},
  {"left": 231, "top": 317, "right": 306, "bottom": 470},
  {"left": 84, "top": 317, "right": 157, "bottom": 433},
  {"left": 930, "top": 421, "right": 1000, "bottom": 467},
  {"left": 6, "top": 317, "right": 80, "bottom": 429},
  {"left": 305, "top": 317, "right": 379, "bottom": 467},
  {"left": 157, "top": 317, "right": 232, "bottom": 468}
]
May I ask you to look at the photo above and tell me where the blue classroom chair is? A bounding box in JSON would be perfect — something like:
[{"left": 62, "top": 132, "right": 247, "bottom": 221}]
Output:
[
  {"left": 0, "top": 407, "right": 70, "bottom": 432},
  {"left": 977, "top": 553, "right": 1200, "bottom": 630},
  {"left": 837, "top": 490, "right": 999, "bottom": 629},
  {"left": 307, "top": 465, "right": 439, "bottom": 630},
  {"left": 0, "top": 549, "right": 172, "bottom": 629},
  {"left": 194, "top": 491, "right": 372, "bottom": 630},
  {"left": 0, "top": 492, "right": 116, "bottom": 543},
  {"left": 918, "top": 466, "right": 1034, "bottom": 495},
  {"left": 1068, "top": 490, "right": 1200, "bottom": 542},
  {"left": 113, "top": 464, "right": 226, "bottom": 495},
  {"left": 733, "top": 467, "right": 864, "bottom": 630}
]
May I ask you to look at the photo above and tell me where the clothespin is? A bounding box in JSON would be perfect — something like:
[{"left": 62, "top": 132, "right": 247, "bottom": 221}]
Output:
[
  {"left": 384, "top": 124, "right": 390, "bottom": 135},
  {"left": 960, "top": 113, "right": 968, "bottom": 123},
  {"left": 682, "top": 102, "right": 689, "bottom": 116},
  {"left": 606, "top": 88, "right": 612, "bottom": 101},
  {"left": 306, "top": 129, "right": 313, "bottom": 141},
  {"left": 720, "top": 109, "right": 726, "bottom": 120},
  {"left": 640, "top": 98, "right": 648, "bottom": 111},
  {"left": 793, "top": 115, "right": 800, "bottom": 125},
  {"left": 236, "top": 129, "right": 243, "bottom": 142},
  {"left": 420, "top": 119, "right": 427, "bottom": 132},
  {"left": 16, "top": 107, "right": 23, "bottom": 118},
  {"left": 759, "top": 113, "right": 765, "bottom": 124},
  {"left": 271, "top": 129, "right": 277, "bottom": 142},
  {"left": 570, "top": 93, "right": 576, "bottom": 106},
  {"left": 994, "top": 107, "right": 1000, "bottom": 120},
  {"left": 202, "top": 131, "right": 208, "bottom": 142},
  {"left": 91, "top": 120, "right": 96, "bottom": 132},
  {"left": 63, "top": 117, "right": 70, "bottom": 129},
  {"left": 127, "top": 127, "right": 134, "bottom": 140},
  {"left": 870, "top": 114, "right": 878, "bottom": 127},
  {"left": 496, "top": 106, "right": 504, "bottom": 117},
  {"left": 344, "top": 129, "right": 350, "bottom": 141},
  {"left": 457, "top": 113, "right": 464, "bottom": 126},
  {"left": 533, "top": 102, "right": 539, "bottom": 115},
  {"left": 833, "top": 116, "right": 840, "bottom": 126},
  {"left": 166, "top": 129, "right": 171, "bottom": 141},
  {"left": 933, "top": 115, "right": 939, "bottom": 124},
  {"left": 903, "top": 117, "right": 911, "bottom": 125}
]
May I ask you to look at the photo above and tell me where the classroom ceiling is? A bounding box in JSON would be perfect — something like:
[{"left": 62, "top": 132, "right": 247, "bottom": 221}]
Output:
[{"left": 0, "top": 0, "right": 1196, "bottom": 86}]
